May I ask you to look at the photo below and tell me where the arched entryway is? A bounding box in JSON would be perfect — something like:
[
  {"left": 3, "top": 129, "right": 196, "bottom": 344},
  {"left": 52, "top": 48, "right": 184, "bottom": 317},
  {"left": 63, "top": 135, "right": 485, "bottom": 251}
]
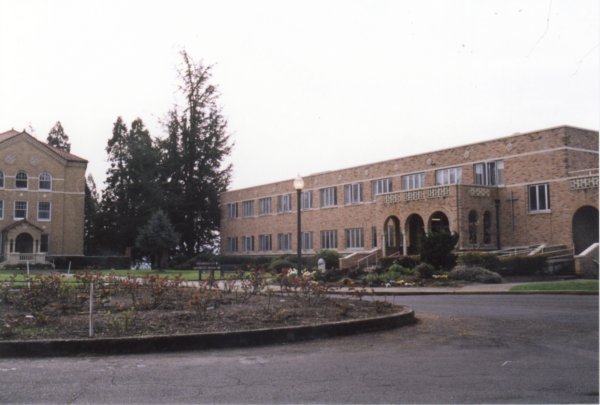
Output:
[
  {"left": 428, "top": 211, "right": 450, "bottom": 234},
  {"left": 15, "top": 233, "right": 34, "bottom": 253},
  {"left": 572, "top": 206, "right": 599, "bottom": 254},
  {"left": 384, "top": 216, "right": 402, "bottom": 255},
  {"left": 406, "top": 214, "right": 425, "bottom": 255}
]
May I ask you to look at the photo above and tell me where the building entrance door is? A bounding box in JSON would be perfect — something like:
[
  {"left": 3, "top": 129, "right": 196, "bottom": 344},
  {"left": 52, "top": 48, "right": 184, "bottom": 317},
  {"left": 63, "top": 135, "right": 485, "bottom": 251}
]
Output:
[
  {"left": 406, "top": 214, "right": 424, "bottom": 255},
  {"left": 572, "top": 206, "right": 599, "bottom": 254},
  {"left": 15, "top": 233, "right": 34, "bottom": 253}
]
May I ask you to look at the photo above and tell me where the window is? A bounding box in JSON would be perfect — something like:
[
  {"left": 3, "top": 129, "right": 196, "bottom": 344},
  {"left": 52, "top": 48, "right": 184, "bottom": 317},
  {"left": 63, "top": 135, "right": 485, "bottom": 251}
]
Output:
[
  {"left": 227, "top": 203, "right": 238, "bottom": 219},
  {"left": 226, "top": 237, "right": 238, "bottom": 253},
  {"left": 277, "top": 194, "right": 292, "bottom": 213},
  {"left": 258, "top": 234, "right": 272, "bottom": 251},
  {"left": 14, "top": 201, "right": 27, "bottom": 219},
  {"left": 483, "top": 211, "right": 492, "bottom": 244},
  {"left": 0, "top": 200, "right": 3, "bottom": 219},
  {"left": 301, "top": 191, "right": 313, "bottom": 210},
  {"left": 301, "top": 231, "right": 313, "bottom": 251},
  {"left": 259, "top": 197, "right": 272, "bottom": 215},
  {"left": 371, "top": 226, "right": 378, "bottom": 247},
  {"left": 16, "top": 171, "right": 28, "bottom": 189},
  {"left": 468, "top": 210, "right": 478, "bottom": 244},
  {"left": 242, "top": 236, "right": 254, "bottom": 252},
  {"left": 401, "top": 173, "right": 425, "bottom": 190},
  {"left": 474, "top": 160, "right": 504, "bottom": 186},
  {"left": 320, "top": 187, "right": 337, "bottom": 207},
  {"left": 278, "top": 233, "right": 292, "bottom": 251},
  {"left": 242, "top": 200, "right": 254, "bottom": 217},
  {"left": 344, "top": 183, "right": 363, "bottom": 204},
  {"left": 345, "top": 228, "right": 364, "bottom": 249},
  {"left": 372, "top": 178, "right": 392, "bottom": 199},
  {"left": 435, "top": 167, "right": 462, "bottom": 185},
  {"left": 38, "top": 202, "right": 51, "bottom": 221},
  {"left": 39, "top": 172, "right": 52, "bottom": 190},
  {"left": 529, "top": 184, "right": 550, "bottom": 212},
  {"left": 320, "top": 230, "right": 337, "bottom": 249},
  {"left": 40, "top": 234, "right": 49, "bottom": 253},
  {"left": 0, "top": 171, "right": 4, "bottom": 188}
]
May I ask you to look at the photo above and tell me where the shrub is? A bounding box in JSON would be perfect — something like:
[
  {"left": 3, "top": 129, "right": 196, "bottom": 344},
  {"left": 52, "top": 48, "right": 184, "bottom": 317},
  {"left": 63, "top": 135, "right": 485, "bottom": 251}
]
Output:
[
  {"left": 379, "top": 255, "right": 420, "bottom": 269},
  {"left": 414, "top": 263, "right": 435, "bottom": 279},
  {"left": 269, "top": 258, "right": 295, "bottom": 272},
  {"left": 497, "top": 255, "right": 547, "bottom": 276},
  {"left": 48, "top": 256, "right": 130, "bottom": 270},
  {"left": 317, "top": 250, "right": 341, "bottom": 270},
  {"left": 388, "top": 264, "right": 414, "bottom": 276},
  {"left": 448, "top": 265, "right": 502, "bottom": 283},
  {"left": 457, "top": 252, "right": 501, "bottom": 271},
  {"left": 419, "top": 231, "right": 459, "bottom": 270}
]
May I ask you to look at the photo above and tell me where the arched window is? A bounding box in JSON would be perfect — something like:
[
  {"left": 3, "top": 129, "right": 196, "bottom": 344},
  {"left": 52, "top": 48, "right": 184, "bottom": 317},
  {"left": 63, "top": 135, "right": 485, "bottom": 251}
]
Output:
[
  {"left": 468, "top": 210, "right": 478, "bottom": 245},
  {"left": 483, "top": 211, "right": 492, "bottom": 244},
  {"left": 16, "top": 171, "right": 28, "bottom": 189},
  {"left": 39, "top": 172, "right": 52, "bottom": 190},
  {"left": 0, "top": 171, "right": 4, "bottom": 188}
]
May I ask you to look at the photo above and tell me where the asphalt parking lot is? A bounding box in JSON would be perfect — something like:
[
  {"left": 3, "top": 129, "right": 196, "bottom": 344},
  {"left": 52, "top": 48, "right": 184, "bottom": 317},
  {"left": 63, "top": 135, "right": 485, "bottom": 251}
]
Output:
[{"left": 0, "top": 294, "right": 597, "bottom": 404}]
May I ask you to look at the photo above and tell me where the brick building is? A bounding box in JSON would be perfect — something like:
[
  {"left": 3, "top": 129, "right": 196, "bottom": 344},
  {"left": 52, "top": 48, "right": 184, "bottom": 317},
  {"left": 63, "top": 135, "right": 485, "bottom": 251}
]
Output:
[
  {"left": 220, "top": 126, "right": 598, "bottom": 264},
  {"left": 0, "top": 129, "right": 87, "bottom": 264}
]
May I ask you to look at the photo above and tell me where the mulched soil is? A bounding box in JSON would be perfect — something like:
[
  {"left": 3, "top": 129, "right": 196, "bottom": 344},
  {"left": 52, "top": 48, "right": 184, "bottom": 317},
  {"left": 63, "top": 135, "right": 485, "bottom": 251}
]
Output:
[{"left": 1, "top": 289, "right": 396, "bottom": 340}]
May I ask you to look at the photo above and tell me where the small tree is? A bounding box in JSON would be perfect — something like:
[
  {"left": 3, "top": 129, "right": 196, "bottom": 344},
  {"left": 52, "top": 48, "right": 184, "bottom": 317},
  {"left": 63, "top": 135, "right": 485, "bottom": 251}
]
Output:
[
  {"left": 419, "top": 231, "right": 459, "bottom": 270},
  {"left": 47, "top": 121, "right": 71, "bottom": 152},
  {"left": 135, "top": 210, "right": 179, "bottom": 269}
]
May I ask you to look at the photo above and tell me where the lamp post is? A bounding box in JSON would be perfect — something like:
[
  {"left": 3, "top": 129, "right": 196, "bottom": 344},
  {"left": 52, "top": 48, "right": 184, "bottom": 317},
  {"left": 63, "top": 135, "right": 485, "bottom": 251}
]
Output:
[{"left": 293, "top": 175, "right": 304, "bottom": 277}]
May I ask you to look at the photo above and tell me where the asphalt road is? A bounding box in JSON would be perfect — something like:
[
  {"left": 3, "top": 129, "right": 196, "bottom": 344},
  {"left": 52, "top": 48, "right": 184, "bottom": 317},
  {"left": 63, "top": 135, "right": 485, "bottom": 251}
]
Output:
[{"left": 0, "top": 295, "right": 597, "bottom": 404}]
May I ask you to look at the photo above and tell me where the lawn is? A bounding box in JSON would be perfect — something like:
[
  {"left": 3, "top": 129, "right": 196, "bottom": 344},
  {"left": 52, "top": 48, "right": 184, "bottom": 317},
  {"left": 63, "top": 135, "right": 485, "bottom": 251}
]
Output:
[{"left": 510, "top": 279, "right": 599, "bottom": 292}]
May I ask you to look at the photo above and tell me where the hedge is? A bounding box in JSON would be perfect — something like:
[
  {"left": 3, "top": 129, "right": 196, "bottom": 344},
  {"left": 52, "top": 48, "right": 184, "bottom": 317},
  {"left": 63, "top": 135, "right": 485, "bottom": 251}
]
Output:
[{"left": 47, "top": 256, "right": 131, "bottom": 270}]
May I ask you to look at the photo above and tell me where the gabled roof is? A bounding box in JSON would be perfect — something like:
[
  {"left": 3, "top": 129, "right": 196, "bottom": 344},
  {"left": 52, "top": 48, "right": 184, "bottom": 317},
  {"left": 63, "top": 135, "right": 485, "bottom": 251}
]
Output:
[
  {"left": 1, "top": 219, "right": 45, "bottom": 234},
  {"left": 0, "top": 129, "right": 88, "bottom": 164}
]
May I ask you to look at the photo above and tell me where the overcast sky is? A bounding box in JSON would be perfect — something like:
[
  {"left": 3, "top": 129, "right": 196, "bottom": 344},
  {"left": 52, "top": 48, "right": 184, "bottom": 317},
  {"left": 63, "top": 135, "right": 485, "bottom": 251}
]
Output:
[{"left": 0, "top": 0, "right": 598, "bottom": 191}]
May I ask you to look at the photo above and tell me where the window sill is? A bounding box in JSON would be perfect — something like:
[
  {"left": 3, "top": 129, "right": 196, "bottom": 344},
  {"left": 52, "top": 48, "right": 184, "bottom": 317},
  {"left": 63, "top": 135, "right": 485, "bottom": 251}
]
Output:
[{"left": 528, "top": 209, "right": 552, "bottom": 215}]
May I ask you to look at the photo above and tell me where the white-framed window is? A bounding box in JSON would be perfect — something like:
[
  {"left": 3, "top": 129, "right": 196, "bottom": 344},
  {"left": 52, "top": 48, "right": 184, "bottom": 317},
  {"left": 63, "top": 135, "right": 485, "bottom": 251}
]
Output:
[
  {"left": 0, "top": 200, "right": 3, "bottom": 219},
  {"left": 474, "top": 160, "right": 504, "bottom": 186},
  {"left": 16, "top": 171, "right": 28, "bottom": 189},
  {"left": 38, "top": 201, "right": 51, "bottom": 221},
  {"left": 227, "top": 202, "right": 238, "bottom": 219},
  {"left": 301, "top": 231, "right": 313, "bottom": 251},
  {"left": 401, "top": 173, "right": 425, "bottom": 190},
  {"left": 301, "top": 191, "right": 313, "bottom": 210},
  {"left": 14, "top": 200, "right": 27, "bottom": 219},
  {"left": 242, "top": 236, "right": 254, "bottom": 252},
  {"left": 278, "top": 233, "right": 292, "bottom": 251},
  {"left": 259, "top": 197, "right": 272, "bottom": 215},
  {"left": 345, "top": 228, "right": 364, "bottom": 249},
  {"left": 226, "top": 237, "right": 238, "bottom": 252},
  {"left": 242, "top": 200, "right": 254, "bottom": 217},
  {"left": 372, "top": 178, "right": 392, "bottom": 199},
  {"left": 344, "top": 183, "right": 363, "bottom": 204},
  {"left": 277, "top": 194, "right": 292, "bottom": 213},
  {"left": 320, "top": 230, "right": 337, "bottom": 249},
  {"left": 435, "top": 167, "right": 462, "bottom": 185},
  {"left": 320, "top": 187, "right": 337, "bottom": 207},
  {"left": 38, "top": 172, "right": 52, "bottom": 190},
  {"left": 259, "top": 234, "right": 272, "bottom": 251},
  {"left": 528, "top": 183, "right": 550, "bottom": 212},
  {"left": 0, "top": 171, "right": 4, "bottom": 188}
]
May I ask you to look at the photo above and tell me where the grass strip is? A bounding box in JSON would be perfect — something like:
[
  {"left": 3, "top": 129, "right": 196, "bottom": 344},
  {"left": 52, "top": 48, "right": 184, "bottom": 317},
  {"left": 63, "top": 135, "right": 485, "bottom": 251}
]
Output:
[{"left": 510, "top": 279, "right": 598, "bottom": 292}]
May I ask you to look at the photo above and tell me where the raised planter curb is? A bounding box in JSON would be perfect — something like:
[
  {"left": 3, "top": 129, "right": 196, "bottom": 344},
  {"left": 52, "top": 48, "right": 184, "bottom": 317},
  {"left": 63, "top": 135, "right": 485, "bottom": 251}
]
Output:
[
  {"left": 330, "top": 290, "right": 598, "bottom": 296},
  {"left": 0, "top": 307, "right": 415, "bottom": 358}
]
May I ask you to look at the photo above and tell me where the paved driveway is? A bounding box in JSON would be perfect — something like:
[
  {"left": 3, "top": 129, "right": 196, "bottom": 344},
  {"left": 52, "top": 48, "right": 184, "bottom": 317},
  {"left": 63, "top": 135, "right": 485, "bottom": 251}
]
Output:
[{"left": 0, "top": 295, "right": 597, "bottom": 404}]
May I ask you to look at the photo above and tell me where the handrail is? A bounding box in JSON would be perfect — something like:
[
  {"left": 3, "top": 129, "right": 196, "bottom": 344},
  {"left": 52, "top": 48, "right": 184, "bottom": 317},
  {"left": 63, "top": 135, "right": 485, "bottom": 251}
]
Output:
[{"left": 356, "top": 249, "right": 381, "bottom": 269}]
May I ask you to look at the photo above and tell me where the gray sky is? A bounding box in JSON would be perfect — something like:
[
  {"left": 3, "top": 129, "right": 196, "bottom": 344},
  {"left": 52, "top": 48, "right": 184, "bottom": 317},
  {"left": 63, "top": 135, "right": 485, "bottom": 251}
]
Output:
[{"left": 0, "top": 0, "right": 598, "bottom": 191}]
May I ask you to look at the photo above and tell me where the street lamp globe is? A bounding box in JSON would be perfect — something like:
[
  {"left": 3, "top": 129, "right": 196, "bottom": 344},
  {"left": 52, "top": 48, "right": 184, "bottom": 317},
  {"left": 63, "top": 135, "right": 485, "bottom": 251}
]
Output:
[{"left": 293, "top": 175, "right": 304, "bottom": 190}]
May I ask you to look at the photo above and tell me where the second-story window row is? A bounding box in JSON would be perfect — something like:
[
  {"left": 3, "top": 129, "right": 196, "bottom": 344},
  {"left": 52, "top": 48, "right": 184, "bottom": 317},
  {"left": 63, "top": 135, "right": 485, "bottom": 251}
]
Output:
[{"left": 474, "top": 160, "right": 504, "bottom": 186}]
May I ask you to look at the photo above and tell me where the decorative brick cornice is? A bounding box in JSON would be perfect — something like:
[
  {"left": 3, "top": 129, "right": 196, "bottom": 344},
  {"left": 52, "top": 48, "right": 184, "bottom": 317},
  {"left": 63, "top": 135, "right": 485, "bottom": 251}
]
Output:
[{"left": 570, "top": 175, "right": 599, "bottom": 191}]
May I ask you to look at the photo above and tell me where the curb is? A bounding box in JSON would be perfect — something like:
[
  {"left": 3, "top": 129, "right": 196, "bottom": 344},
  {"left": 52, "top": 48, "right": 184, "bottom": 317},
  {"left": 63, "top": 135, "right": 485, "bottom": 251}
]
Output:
[
  {"left": 0, "top": 307, "right": 415, "bottom": 358},
  {"left": 329, "top": 290, "right": 599, "bottom": 296}
]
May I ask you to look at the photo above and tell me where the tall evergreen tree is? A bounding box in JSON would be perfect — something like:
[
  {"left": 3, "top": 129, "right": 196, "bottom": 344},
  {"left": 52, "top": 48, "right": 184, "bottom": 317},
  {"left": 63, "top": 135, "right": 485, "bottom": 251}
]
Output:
[
  {"left": 84, "top": 174, "right": 100, "bottom": 255},
  {"left": 135, "top": 210, "right": 179, "bottom": 269},
  {"left": 160, "top": 50, "right": 233, "bottom": 255},
  {"left": 47, "top": 121, "right": 71, "bottom": 152},
  {"left": 100, "top": 117, "right": 161, "bottom": 256}
]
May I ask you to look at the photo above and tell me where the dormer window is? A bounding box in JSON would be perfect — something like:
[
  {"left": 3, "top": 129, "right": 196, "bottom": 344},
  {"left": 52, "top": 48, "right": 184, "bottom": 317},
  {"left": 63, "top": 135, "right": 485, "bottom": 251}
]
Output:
[
  {"left": 16, "top": 171, "right": 28, "bottom": 189},
  {"left": 39, "top": 172, "right": 52, "bottom": 190}
]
